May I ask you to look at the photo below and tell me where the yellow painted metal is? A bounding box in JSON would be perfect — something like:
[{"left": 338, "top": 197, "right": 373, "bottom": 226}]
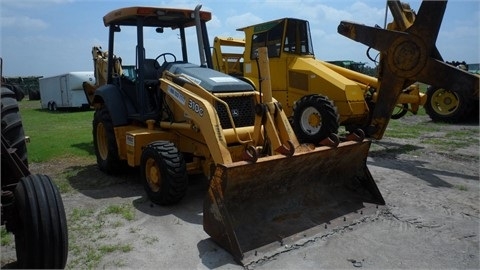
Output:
[
  {"left": 96, "top": 122, "right": 108, "bottom": 161},
  {"left": 428, "top": 88, "right": 460, "bottom": 116},
  {"left": 212, "top": 15, "right": 429, "bottom": 139},
  {"left": 145, "top": 157, "right": 161, "bottom": 192},
  {"left": 125, "top": 128, "right": 175, "bottom": 167}
]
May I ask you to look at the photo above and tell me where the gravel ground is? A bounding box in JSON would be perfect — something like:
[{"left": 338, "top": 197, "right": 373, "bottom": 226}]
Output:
[{"left": 1, "top": 114, "right": 479, "bottom": 269}]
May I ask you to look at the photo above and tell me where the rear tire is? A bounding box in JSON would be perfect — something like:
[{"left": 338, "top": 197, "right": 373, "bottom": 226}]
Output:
[
  {"left": 140, "top": 141, "right": 188, "bottom": 205},
  {"left": 424, "top": 86, "right": 473, "bottom": 123},
  {"left": 93, "top": 106, "right": 122, "bottom": 174},
  {"left": 14, "top": 174, "right": 68, "bottom": 269},
  {"left": 292, "top": 95, "right": 339, "bottom": 144}
]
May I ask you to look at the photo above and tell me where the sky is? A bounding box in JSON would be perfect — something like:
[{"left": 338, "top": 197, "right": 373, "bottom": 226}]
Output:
[{"left": 1, "top": 0, "right": 479, "bottom": 77}]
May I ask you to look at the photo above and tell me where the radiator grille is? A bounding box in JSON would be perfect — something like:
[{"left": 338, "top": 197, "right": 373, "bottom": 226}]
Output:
[{"left": 215, "top": 96, "right": 255, "bottom": 129}]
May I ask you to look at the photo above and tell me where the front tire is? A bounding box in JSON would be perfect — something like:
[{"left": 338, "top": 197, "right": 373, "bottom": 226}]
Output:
[
  {"left": 424, "top": 86, "right": 473, "bottom": 123},
  {"left": 14, "top": 174, "right": 68, "bottom": 269},
  {"left": 93, "top": 106, "right": 122, "bottom": 174},
  {"left": 292, "top": 95, "right": 339, "bottom": 144},
  {"left": 140, "top": 141, "right": 188, "bottom": 205}
]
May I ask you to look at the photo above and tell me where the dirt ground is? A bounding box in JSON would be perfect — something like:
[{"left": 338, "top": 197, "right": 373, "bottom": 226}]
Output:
[{"left": 1, "top": 114, "right": 479, "bottom": 269}]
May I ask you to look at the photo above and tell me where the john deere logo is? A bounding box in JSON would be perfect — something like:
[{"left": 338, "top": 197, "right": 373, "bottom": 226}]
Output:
[{"left": 231, "top": 109, "right": 239, "bottom": 117}]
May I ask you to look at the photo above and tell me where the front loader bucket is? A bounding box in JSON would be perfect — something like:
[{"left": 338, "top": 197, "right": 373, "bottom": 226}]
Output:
[{"left": 204, "top": 140, "right": 384, "bottom": 265}]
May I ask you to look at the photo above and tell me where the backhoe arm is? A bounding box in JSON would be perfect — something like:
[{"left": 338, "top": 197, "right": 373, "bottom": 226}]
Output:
[{"left": 83, "top": 46, "right": 124, "bottom": 106}]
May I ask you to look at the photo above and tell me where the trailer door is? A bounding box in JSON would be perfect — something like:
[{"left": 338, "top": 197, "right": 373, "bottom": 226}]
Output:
[{"left": 60, "top": 75, "right": 68, "bottom": 106}]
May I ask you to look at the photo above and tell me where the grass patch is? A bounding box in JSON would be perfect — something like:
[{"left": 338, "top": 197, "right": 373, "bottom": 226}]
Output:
[
  {"left": 99, "top": 244, "right": 133, "bottom": 253},
  {"left": 454, "top": 184, "right": 468, "bottom": 191},
  {"left": 420, "top": 128, "right": 478, "bottom": 151},
  {"left": 102, "top": 204, "right": 136, "bottom": 221},
  {"left": 18, "top": 100, "right": 94, "bottom": 162},
  {"left": 1, "top": 226, "right": 13, "bottom": 246},
  {"left": 421, "top": 137, "right": 472, "bottom": 150},
  {"left": 445, "top": 128, "right": 479, "bottom": 138},
  {"left": 384, "top": 118, "right": 441, "bottom": 139},
  {"left": 67, "top": 204, "right": 136, "bottom": 269}
]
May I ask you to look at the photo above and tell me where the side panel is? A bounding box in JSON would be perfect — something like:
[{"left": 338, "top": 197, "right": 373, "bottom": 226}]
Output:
[{"left": 288, "top": 58, "right": 369, "bottom": 123}]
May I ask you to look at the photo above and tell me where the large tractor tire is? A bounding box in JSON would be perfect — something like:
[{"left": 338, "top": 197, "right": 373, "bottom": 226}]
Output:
[
  {"left": 424, "top": 86, "right": 474, "bottom": 123},
  {"left": 13, "top": 174, "right": 68, "bottom": 269},
  {"left": 140, "top": 141, "right": 188, "bottom": 205},
  {"left": 292, "top": 95, "right": 339, "bottom": 144},
  {"left": 93, "top": 106, "right": 123, "bottom": 174},
  {"left": 2, "top": 83, "right": 25, "bottom": 101},
  {"left": 1, "top": 87, "right": 28, "bottom": 185}
]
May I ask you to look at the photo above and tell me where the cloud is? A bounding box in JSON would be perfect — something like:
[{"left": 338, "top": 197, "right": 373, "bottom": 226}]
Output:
[
  {"left": 1, "top": 0, "right": 73, "bottom": 9},
  {"left": 1, "top": 15, "right": 49, "bottom": 30},
  {"left": 225, "top": 13, "right": 263, "bottom": 29}
]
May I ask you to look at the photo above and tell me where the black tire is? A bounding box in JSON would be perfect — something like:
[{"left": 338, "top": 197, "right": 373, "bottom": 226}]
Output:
[
  {"left": 292, "top": 95, "right": 339, "bottom": 144},
  {"left": 140, "top": 141, "right": 188, "bottom": 205},
  {"left": 3, "top": 83, "right": 25, "bottom": 101},
  {"left": 468, "top": 101, "right": 479, "bottom": 122},
  {"left": 1, "top": 87, "right": 28, "bottom": 185},
  {"left": 93, "top": 106, "right": 122, "bottom": 174},
  {"left": 424, "top": 86, "right": 474, "bottom": 123},
  {"left": 14, "top": 174, "right": 68, "bottom": 269}
]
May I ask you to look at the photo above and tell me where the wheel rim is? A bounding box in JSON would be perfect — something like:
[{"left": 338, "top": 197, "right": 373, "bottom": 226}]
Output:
[
  {"left": 430, "top": 88, "right": 459, "bottom": 115},
  {"left": 145, "top": 158, "right": 161, "bottom": 192},
  {"left": 96, "top": 122, "right": 108, "bottom": 160},
  {"left": 300, "top": 107, "right": 322, "bottom": 135}
]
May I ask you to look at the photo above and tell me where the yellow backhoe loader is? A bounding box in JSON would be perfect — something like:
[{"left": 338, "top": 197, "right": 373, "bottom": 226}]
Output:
[
  {"left": 212, "top": 0, "right": 479, "bottom": 141},
  {"left": 83, "top": 5, "right": 384, "bottom": 265}
]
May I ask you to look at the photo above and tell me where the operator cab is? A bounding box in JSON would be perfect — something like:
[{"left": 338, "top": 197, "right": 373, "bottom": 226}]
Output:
[
  {"left": 238, "top": 18, "right": 315, "bottom": 60},
  {"left": 102, "top": 6, "right": 213, "bottom": 121}
]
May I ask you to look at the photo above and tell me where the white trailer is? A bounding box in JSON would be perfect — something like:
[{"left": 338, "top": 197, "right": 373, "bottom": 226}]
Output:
[{"left": 39, "top": 72, "right": 94, "bottom": 110}]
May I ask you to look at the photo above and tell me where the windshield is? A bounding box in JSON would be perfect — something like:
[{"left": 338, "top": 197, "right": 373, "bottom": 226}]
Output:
[
  {"left": 284, "top": 19, "right": 314, "bottom": 55},
  {"left": 249, "top": 19, "right": 314, "bottom": 59}
]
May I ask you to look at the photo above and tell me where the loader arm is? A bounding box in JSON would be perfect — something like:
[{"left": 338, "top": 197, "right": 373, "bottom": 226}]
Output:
[
  {"left": 159, "top": 78, "right": 234, "bottom": 165},
  {"left": 338, "top": 0, "right": 479, "bottom": 139},
  {"left": 251, "top": 47, "right": 300, "bottom": 156}
]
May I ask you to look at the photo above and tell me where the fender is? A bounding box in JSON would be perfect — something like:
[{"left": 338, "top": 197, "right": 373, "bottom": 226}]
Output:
[{"left": 93, "top": 84, "right": 129, "bottom": 126}]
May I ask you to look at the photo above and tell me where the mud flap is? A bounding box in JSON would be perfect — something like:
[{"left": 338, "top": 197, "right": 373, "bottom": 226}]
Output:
[{"left": 203, "top": 140, "right": 385, "bottom": 265}]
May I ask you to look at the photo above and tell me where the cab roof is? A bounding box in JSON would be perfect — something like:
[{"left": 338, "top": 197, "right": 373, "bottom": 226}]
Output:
[
  {"left": 236, "top": 18, "right": 305, "bottom": 33},
  {"left": 103, "top": 6, "right": 212, "bottom": 28}
]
